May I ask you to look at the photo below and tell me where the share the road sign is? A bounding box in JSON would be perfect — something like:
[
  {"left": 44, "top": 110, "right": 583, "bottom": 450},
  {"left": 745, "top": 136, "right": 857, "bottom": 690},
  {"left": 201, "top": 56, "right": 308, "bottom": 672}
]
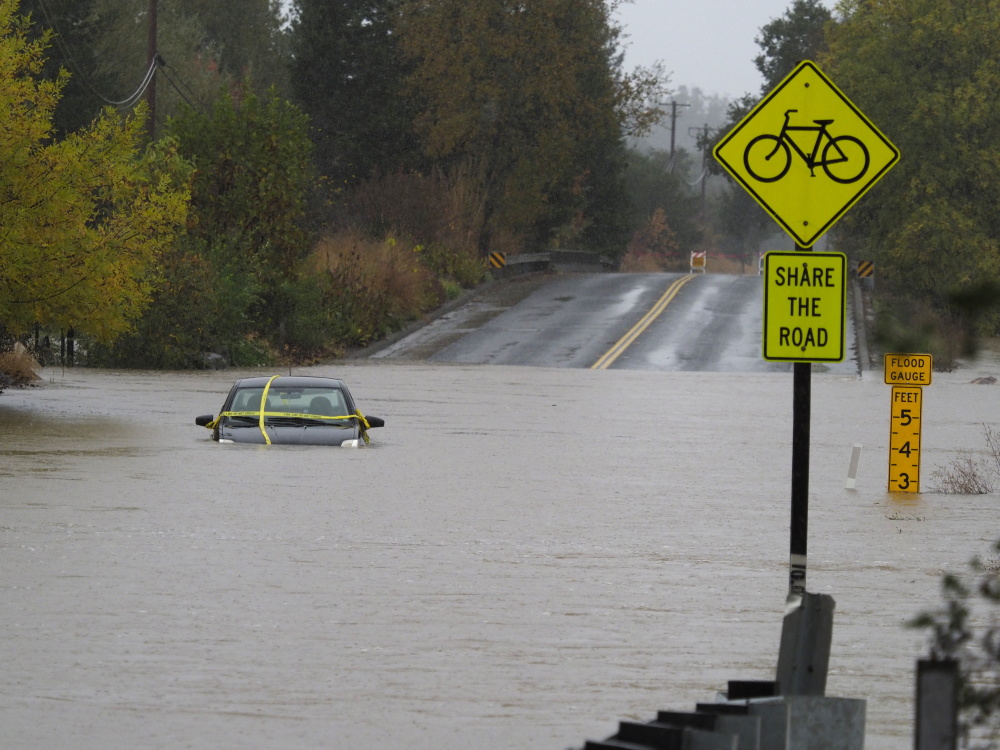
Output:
[
  {"left": 763, "top": 251, "right": 846, "bottom": 362},
  {"left": 714, "top": 61, "right": 899, "bottom": 247}
]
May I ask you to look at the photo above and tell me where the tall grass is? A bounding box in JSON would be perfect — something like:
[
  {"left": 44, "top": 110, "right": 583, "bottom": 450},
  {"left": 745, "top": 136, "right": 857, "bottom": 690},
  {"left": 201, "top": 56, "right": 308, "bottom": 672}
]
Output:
[
  {"left": 931, "top": 424, "right": 1000, "bottom": 494},
  {"left": 301, "top": 164, "right": 511, "bottom": 352},
  {"left": 0, "top": 344, "right": 41, "bottom": 388},
  {"left": 348, "top": 164, "right": 514, "bottom": 285},
  {"left": 309, "top": 230, "right": 444, "bottom": 348}
]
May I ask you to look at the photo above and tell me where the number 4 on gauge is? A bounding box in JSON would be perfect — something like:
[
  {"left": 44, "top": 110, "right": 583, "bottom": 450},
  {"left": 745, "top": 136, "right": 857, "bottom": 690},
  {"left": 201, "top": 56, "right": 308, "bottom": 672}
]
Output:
[{"left": 889, "top": 386, "right": 922, "bottom": 492}]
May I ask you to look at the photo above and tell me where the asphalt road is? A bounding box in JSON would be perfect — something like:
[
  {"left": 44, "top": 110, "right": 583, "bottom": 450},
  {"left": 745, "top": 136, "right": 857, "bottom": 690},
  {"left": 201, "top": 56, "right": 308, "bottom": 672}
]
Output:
[{"left": 375, "top": 271, "right": 860, "bottom": 374}]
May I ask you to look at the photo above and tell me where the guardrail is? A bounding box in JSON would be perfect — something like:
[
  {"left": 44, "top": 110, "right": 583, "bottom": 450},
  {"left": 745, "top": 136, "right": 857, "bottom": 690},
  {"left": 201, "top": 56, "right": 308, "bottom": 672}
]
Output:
[{"left": 498, "top": 249, "right": 614, "bottom": 275}]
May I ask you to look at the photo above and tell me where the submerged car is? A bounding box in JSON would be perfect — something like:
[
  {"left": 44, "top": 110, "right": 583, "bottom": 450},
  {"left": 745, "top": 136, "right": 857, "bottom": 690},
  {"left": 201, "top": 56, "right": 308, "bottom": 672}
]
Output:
[{"left": 195, "top": 375, "right": 384, "bottom": 446}]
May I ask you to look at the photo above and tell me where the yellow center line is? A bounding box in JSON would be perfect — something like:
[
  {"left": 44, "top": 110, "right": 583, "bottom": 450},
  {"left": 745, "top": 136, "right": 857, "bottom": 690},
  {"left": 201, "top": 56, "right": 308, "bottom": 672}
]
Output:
[{"left": 590, "top": 274, "right": 699, "bottom": 370}]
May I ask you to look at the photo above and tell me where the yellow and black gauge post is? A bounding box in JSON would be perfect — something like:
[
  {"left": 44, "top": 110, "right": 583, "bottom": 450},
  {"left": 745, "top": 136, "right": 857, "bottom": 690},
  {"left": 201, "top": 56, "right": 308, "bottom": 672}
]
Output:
[{"left": 888, "top": 386, "right": 922, "bottom": 493}]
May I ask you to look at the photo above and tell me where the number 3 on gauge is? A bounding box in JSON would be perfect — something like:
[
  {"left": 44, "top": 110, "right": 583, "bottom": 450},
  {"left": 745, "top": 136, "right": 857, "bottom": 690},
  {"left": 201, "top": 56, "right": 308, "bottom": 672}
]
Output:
[{"left": 888, "top": 386, "right": 922, "bottom": 493}]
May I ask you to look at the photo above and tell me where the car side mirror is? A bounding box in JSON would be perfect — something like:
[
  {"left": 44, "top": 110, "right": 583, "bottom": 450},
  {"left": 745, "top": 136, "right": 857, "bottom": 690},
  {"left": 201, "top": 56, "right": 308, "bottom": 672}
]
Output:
[
  {"left": 366, "top": 416, "right": 385, "bottom": 429},
  {"left": 195, "top": 414, "right": 215, "bottom": 427}
]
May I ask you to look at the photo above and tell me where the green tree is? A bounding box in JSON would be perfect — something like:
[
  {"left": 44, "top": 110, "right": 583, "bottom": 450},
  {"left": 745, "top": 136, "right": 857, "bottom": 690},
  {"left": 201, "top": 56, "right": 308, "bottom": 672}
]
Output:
[
  {"left": 0, "top": 0, "right": 190, "bottom": 343},
  {"left": 93, "top": 83, "right": 320, "bottom": 368},
  {"left": 85, "top": 0, "right": 225, "bottom": 137},
  {"left": 823, "top": 0, "right": 1000, "bottom": 325},
  {"left": 911, "top": 535, "right": 1000, "bottom": 745},
  {"left": 17, "top": 0, "right": 117, "bottom": 135},
  {"left": 289, "top": 0, "right": 419, "bottom": 185},
  {"left": 83, "top": 239, "right": 263, "bottom": 369},
  {"left": 398, "top": 0, "right": 666, "bottom": 256},
  {"left": 172, "top": 0, "right": 290, "bottom": 93},
  {"left": 625, "top": 148, "right": 702, "bottom": 253},
  {"left": 168, "top": 85, "right": 313, "bottom": 280},
  {"left": 17, "top": 0, "right": 220, "bottom": 138},
  {"left": 754, "top": 0, "right": 832, "bottom": 90},
  {"left": 170, "top": 86, "right": 317, "bottom": 349}
]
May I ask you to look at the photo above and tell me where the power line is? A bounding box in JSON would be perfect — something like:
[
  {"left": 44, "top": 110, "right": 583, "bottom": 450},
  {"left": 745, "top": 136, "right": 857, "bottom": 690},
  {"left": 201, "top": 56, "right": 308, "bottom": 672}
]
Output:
[
  {"left": 110, "top": 58, "right": 158, "bottom": 108},
  {"left": 34, "top": 0, "right": 159, "bottom": 110},
  {"left": 685, "top": 168, "right": 708, "bottom": 187},
  {"left": 157, "top": 59, "right": 205, "bottom": 113}
]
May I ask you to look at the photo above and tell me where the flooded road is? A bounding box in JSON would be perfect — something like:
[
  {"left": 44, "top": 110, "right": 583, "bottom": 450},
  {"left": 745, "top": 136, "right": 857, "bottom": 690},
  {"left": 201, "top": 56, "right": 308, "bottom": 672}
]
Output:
[{"left": 2, "top": 360, "right": 1000, "bottom": 749}]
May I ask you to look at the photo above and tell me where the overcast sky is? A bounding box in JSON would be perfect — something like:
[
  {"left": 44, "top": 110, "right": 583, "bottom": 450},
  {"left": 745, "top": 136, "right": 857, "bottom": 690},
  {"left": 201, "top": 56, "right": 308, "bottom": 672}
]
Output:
[{"left": 612, "top": 0, "right": 838, "bottom": 99}]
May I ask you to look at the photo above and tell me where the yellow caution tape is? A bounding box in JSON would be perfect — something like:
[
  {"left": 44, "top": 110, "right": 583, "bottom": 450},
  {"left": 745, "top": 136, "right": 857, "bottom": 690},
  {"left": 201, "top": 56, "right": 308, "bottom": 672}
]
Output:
[
  {"left": 259, "top": 375, "right": 280, "bottom": 444},
  {"left": 355, "top": 410, "right": 371, "bottom": 444},
  {"left": 222, "top": 410, "right": 357, "bottom": 421}
]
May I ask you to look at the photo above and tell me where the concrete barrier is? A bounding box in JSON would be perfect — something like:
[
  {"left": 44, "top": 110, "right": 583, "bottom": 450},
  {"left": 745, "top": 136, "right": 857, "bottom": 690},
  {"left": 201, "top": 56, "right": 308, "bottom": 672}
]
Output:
[{"left": 576, "top": 696, "right": 864, "bottom": 750}]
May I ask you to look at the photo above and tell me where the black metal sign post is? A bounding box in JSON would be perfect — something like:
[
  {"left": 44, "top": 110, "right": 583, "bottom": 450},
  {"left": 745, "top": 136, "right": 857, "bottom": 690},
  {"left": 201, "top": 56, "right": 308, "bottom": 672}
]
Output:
[
  {"left": 761, "top": 245, "right": 847, "bottom": 600},
  {"left": 790, "top": 356, "right": 810, "bottom": 599},
  {"left": 789, "top": 242, "right": 811, "bottom": 599},
  {"left": 714, "top": 60, "right": 899, "bottom": 700}
]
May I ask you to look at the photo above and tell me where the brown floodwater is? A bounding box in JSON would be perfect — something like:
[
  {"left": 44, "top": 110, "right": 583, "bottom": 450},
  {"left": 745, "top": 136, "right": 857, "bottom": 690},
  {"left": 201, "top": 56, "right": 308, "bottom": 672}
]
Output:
[{"left": 2, "top": 359, "right": 999, "bottom": 749}]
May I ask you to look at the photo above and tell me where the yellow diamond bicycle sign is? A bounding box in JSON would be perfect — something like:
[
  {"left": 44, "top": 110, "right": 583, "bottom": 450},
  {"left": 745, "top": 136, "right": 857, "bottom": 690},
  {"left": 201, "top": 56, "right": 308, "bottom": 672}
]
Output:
[{"left": 714, "top": 60, "right": 899, "bottom": 247}]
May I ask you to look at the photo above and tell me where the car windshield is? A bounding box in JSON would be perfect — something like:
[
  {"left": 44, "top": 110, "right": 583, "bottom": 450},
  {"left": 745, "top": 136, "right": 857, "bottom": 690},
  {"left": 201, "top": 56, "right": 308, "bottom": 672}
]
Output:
[{"left": 227, "top": 386, "right": 351, "bottom": 420}]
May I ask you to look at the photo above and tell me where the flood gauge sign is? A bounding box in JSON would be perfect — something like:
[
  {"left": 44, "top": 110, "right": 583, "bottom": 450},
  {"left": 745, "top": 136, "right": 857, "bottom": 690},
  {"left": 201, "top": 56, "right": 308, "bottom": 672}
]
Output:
[{"left": 884, "top": 353, "right": 933, "bottom": 386}]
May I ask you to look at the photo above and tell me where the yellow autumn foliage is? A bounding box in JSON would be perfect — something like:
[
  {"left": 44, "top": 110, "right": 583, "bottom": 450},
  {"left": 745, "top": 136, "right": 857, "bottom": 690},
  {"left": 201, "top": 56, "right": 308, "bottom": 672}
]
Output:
[{"left": 0, "top": 0, "right": 191, "bottom": 343}]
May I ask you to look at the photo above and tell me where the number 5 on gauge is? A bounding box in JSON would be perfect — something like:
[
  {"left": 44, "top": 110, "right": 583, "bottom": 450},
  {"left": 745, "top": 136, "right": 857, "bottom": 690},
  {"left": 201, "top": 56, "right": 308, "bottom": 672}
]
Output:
[{"left": 889, "top": 386, "right": 922, "bottom": 492}]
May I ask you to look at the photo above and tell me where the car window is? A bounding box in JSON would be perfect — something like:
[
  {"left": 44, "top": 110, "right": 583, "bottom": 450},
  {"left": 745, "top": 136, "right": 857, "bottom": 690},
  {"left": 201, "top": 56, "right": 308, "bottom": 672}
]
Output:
[
  {"left": 232, "top": 388, "right": 265, "bottom": 412},
  {"left": 231, "top": 387, "right": 348, "bottom": 416}
]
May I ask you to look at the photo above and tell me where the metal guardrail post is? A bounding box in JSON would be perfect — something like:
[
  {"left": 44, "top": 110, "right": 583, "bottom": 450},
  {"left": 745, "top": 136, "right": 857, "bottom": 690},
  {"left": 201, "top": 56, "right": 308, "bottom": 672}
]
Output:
[
  {"left": 776, "top": 592, "right": 835, "bottom": 696},
  {"left": 915, "top": 659, "right": 958, "bottom": 750}
]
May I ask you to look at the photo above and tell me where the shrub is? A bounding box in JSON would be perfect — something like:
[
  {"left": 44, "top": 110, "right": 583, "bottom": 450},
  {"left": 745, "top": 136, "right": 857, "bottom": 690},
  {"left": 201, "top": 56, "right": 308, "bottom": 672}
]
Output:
[
  {"left": 618, "top": 250, "right": 686, "bottom": 273},
  {"left": 310, "top": 230, "right": 444, "bottom": 348},
  {"left": 441, "top": 279, "right": 464, "bottom": 301},
  {"left": 348, "top": 165, "right": 506, "bottom": 286},
  {"left": 874, "top": 294, "right": 966, "bottom": 371},
  {"left": 0, "top": 344, "right": 40, "bottom": 388},
  {"left": 931, "top": 425, "right": 1000, "bottom": 494},
  {"left": 415, "top": 241, "right": 487, "bottom": 289},
  {"left": 620, "top": 208, "right": 689, "bottom": 273},
  {"left": 910, "top": 540, "right": 1000, "bottom": 746},
  {"left": 84, "top": 240, "right": 268, "bottom": 369}
]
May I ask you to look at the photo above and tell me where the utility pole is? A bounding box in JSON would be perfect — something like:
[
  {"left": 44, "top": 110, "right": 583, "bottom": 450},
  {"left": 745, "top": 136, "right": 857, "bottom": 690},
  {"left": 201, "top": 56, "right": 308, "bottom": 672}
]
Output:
[
  {"left": 688, "top": 123, "right": 711, "bottom": 215},
  {"left": 146, "top": 0, "right": 158, "bottom": 140},
  {"left": 665, "top": 100, "right": 690, "bottom": 159}
]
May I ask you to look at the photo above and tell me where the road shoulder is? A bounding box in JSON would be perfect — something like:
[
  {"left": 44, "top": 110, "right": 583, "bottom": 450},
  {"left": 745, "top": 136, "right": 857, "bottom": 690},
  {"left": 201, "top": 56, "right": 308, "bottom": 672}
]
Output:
[{"left": 350, "top": 272, "right": 558, "bottom": 361}]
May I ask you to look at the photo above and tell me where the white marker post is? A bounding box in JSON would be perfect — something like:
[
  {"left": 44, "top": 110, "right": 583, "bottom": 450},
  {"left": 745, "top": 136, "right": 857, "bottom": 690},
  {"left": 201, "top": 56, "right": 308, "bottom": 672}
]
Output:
[{"left": 845, "top": 444, "right": 862, "bottom": 489}]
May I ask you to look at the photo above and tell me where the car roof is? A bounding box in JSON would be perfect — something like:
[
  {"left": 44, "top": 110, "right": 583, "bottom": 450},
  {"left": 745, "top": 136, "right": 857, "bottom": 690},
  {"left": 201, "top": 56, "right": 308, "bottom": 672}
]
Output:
[{"left": 232, "top": 376, "right": 347, "bottom": 389}]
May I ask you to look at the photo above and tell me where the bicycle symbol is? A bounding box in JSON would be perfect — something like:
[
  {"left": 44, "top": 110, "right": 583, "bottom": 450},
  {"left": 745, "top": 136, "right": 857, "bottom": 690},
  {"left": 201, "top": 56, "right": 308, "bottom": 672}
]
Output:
[{"left": 742, "top": 109, "right": 870, "bottom": 184}]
